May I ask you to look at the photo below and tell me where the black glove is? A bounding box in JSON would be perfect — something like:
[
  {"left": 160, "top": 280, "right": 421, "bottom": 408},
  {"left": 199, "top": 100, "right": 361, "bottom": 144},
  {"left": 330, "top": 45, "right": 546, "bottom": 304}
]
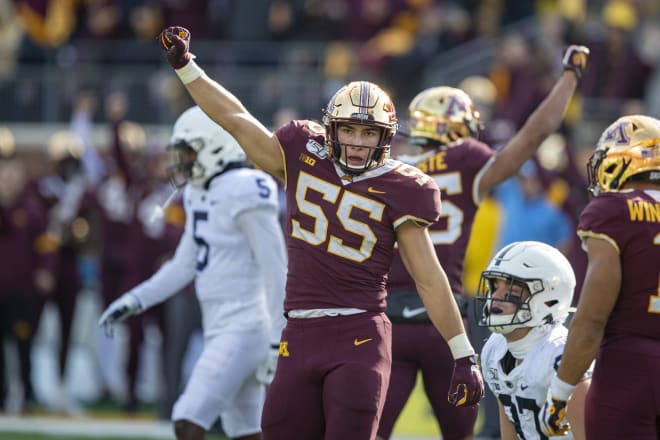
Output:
[{"left": 562, "top": 45, "right": 590, "bottom": 79}]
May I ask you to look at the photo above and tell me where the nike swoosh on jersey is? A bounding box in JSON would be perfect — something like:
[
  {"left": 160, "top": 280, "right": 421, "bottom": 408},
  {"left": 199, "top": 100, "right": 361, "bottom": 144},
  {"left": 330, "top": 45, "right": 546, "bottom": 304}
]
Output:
[
  {"left": 367, "top": 187, "right": 386, "bottom": 194},
  {"left": 402, "top": 306, "right": 427, "bottom": 318},
  {"left": 354, "top": 338, "right": 373, "bottom": 346}
]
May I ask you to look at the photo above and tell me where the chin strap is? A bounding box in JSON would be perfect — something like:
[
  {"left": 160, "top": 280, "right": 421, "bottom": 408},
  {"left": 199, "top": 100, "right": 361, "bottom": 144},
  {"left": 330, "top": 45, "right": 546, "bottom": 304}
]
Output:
[{"left": 149, "top": 187, "right": 180, "bottom": 223}]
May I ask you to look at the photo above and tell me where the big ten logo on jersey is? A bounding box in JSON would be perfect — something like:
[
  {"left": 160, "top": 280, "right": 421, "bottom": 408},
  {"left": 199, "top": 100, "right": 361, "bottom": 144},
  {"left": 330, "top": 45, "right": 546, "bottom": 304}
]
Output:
[
  {"left": 415, "top": 151, "right": 448, "bottom": 174},
  {"left": 299, "top": 153, "right": 316, "bottom": 167}
]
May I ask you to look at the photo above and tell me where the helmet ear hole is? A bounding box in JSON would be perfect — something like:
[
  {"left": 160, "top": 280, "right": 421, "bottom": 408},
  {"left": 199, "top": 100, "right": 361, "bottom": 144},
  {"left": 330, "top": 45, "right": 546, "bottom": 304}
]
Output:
[{"left": 545, "top": 299, "right": 559, "bottom": 308}]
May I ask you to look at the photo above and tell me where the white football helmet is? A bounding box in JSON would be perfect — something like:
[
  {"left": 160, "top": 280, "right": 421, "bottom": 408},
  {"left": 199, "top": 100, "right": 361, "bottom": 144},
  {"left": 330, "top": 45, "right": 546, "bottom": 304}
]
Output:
[
  {"left": 475, "top": 241, "right": 575, "bottom": 334},
  {"left": 168, "top": 106, "right": 247, "bottom": 188}
]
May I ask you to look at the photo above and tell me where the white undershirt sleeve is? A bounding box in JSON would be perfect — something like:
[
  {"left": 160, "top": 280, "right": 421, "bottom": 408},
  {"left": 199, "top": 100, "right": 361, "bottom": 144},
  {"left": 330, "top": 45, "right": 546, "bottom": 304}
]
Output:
[{"left": 128, "top": 228, "right": 197, "bottom": 310}]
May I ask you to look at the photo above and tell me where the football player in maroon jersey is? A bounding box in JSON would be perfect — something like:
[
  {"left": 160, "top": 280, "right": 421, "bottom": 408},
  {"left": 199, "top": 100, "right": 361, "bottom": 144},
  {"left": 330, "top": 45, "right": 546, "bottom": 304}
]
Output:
[
  {"left": 158, "top": 26, "right": 483, "bottom": 440},
  {"left": 379, "top": 45, "right": 589, "bottom": 440},
  {"left": 540, "top": 115, "right": 660, "bottom": 439},
  {"left": 0, "top": 145, "right": 56, "bottom": 412}
]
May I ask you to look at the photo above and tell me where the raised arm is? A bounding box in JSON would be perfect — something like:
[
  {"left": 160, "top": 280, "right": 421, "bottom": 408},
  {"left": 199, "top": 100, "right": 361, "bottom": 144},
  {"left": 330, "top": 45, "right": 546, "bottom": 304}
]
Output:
[
  {"left": 396, "top": 220, "right": 484, "bottom": 406},
  {"left": 540, "top": 237, "right": 619, "bottom": 436},
  {"left": 477, "top": 45, "right": 589, "bottom": 201},
  {"left": 159, "top": 27, "right": 285, "bottom": 180}
]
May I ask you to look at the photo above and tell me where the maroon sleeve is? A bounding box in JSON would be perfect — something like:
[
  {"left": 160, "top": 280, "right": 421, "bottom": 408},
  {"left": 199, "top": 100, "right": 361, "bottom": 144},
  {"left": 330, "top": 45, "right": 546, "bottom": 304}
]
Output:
[
  {"left": 578, "top": 191, "right": 660, "bottom": 342},
  {"left": 386, "top": 163, "right": 441, "bottom": 228}
]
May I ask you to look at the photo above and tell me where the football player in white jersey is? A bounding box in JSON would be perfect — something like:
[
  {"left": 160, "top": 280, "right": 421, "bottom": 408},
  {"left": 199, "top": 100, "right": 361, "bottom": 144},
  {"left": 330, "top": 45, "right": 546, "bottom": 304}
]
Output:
[
  {"left": 476, "top": 241, "right": 591, "bottom": 440},
  {"left": 98, "top": 106, "right": 287, "bottom": 440}
]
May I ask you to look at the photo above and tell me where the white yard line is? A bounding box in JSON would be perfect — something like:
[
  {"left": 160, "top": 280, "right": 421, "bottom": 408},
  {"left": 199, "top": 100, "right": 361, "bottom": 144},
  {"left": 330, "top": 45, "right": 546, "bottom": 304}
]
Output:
[{"left": 0, "top": 416, "right": 174, "bottom": 438}]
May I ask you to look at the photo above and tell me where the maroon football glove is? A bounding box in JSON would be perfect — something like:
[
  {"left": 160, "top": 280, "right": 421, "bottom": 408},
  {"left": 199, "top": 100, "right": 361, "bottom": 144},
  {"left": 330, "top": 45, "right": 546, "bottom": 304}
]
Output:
[
  {"left": 448, "top": 354, "right": 484, "bottom": 407},
  {"left": 159, "top": 26, "right": 193, "bottom": 69},
  {"left": 562, "top": 45, "right": 590, "bottom": 79}
]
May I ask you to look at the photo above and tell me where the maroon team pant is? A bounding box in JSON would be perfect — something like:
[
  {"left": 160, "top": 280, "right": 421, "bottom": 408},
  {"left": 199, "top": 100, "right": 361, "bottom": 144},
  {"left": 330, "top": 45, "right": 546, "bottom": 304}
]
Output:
[
  {"left": 377, "top": 322, "right": 477, "bottom": 439},
  {"left": 585, "top": 337, "right": 660, "bottom": 439},
  {"left": 261, "top": 312, "right": 392, "bottom": 440}
]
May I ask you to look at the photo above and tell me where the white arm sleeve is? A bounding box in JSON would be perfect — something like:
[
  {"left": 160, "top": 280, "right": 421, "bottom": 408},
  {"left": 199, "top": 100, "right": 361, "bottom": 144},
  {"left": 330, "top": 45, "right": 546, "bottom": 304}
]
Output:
[
  {"left": 128, "top": 228, "right": 197, "bottom": 310},
  {"left": 236, "top": 206, "right": 287, "bottom": 343}
]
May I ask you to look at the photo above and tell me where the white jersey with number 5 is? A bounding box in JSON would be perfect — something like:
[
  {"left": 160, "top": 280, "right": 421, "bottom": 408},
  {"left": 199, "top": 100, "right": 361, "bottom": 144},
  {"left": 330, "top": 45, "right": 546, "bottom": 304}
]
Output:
[
  {"left": 481, "top": 324, "right": 590, "bottom": 440},
  {"left": 128, "top": 167, "right": 286, "bottom": 340}
]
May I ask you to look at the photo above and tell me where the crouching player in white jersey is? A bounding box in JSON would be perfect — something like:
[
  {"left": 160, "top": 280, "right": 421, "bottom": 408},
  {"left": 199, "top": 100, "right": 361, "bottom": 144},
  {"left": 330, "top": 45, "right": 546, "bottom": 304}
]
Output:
[
  {"left": 475, "top": 241, "right": 591, "bottom": 440},
  {"left": 98, "top": 106, "right": 287, "bottom": 440}
]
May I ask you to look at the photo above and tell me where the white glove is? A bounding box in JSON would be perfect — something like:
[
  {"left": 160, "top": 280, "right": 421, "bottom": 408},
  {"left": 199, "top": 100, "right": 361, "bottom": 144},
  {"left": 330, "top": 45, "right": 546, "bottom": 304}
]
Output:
[
  {"left": 98, "top": 293, "right": 142, "bottom": 337},
  {"left": 256, "top": 344, "right": 280, "bottom": 385}
]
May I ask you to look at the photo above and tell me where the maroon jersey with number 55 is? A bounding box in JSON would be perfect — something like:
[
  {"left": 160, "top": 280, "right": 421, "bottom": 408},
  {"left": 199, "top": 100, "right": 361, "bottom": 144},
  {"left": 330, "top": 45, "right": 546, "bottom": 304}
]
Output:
[{"left": 275, "top": 120, "right": 441, "bottom": 312}]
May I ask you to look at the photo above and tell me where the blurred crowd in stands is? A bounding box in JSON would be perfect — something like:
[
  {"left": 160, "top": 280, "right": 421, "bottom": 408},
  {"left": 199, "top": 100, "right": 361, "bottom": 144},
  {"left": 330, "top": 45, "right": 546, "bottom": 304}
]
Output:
[{"left": 0, "top": 0, "right": 659, "bottom": 436}]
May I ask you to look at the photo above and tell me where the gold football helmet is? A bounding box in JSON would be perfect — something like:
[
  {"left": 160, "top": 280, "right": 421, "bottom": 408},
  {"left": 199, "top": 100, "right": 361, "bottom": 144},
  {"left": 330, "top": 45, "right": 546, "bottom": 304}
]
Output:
[
  {"left": 587, "top": 114, "right": 660, "bottom": 195},
  {"left": 322, "top": 81, "right": 398, "bottom": 173},
  {"left": 407, "top": 86, "right": 482, "bottom": 148}
]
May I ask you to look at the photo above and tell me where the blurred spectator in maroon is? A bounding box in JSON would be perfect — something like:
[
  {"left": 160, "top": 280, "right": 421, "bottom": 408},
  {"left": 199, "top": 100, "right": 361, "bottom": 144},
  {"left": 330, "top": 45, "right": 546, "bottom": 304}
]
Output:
[
  {"left": 366, "top": 1, "right": 476, "bottom": 104},
  {"left": 128, "top": 150, "right": 191, "bottom": 419},
  {"left": 14, "top": 0, "right": 79, "bottom": 49},
  {"left": 93, "top": 91, "right": 148, "bottom": 410},
  {"left": 130, "top": 0, "right": 165, "bottom": 41},
  {"left": 13, "top": 0, "right": 80, "bottom": 63},
  {"left": 489, "top": 32, "right": 548, "bottom": 129},
  {"left": 579, "top": 1, "right": 652, "bottom": 101},
  {"left": 78, "top": 0, "right": 124, "bottom": 40},
  {"left": 293, "top": 0, "right": 348, "bottom": 41},
  {"left": 163, "top": 0, "right": 210, "bottom": 38},
  {"left": 0, "top": 136, "right": 56, "bottom": 413},
  {"left": 33, "top": 129, "right": 93, "bottom": 413},
  {"left": 344, "top": 0, "right": 407, "bottom": 41}
]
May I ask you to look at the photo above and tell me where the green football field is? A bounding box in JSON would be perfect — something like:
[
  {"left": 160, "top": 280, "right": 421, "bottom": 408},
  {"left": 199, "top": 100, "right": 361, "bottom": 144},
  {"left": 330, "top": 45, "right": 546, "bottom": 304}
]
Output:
[{"left": 0, "top": 373, "right": 487, "bottom": 440}]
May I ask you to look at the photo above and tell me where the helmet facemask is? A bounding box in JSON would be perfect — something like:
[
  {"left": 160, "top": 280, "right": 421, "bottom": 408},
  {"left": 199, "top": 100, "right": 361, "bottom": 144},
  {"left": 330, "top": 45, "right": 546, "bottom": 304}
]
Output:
[
  {"left": 325, "top": 122, "right": 391, "bottom": 174},
  {"left": 323, "top": 81, "right": 397, "bottom": 175},
  {"left": 476, "top": 272, "right": 542, "bottom": 335},
  {"left": 475, "top": 241, "right": 576, "bottom": 335},
  {"left": 167, "top": 139, "right": 200, "bottom": 188}
]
